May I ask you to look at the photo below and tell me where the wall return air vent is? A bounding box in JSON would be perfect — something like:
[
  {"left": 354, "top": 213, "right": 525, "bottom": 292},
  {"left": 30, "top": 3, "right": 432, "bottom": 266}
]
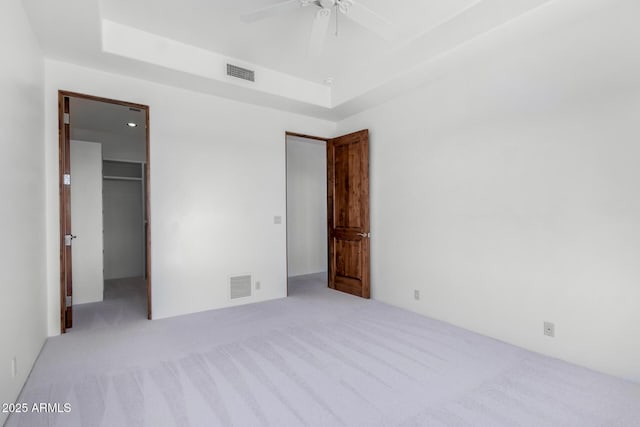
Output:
[
  {"left": 227, "top": 64, "right": 255, "bottom": 82},
  {"left": 230, "top": 274, "right": 252, "bottom": 299}
]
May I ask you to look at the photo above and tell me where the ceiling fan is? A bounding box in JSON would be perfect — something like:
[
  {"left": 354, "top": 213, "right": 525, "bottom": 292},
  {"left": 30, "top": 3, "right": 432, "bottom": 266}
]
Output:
[{"left": 241, "top": 0, "right": 395, "bottom": 57}]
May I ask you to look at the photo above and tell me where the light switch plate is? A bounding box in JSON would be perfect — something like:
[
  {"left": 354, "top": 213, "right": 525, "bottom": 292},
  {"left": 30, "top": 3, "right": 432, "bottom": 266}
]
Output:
[{"left": 274, "top": 216, "right": 282, "bottom": 224}]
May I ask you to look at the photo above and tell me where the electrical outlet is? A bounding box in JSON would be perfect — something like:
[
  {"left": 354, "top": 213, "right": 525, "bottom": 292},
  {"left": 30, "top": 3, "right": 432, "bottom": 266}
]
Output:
[
  {"left": 255, "top": 281, "right": 261, "bottom": 290},
  {"left": 11, "top": 357, "right": 17, "bottom": 378},
  {"left": 544, "top": 321, "right": 555, "bottom": 337},
  {"left": 414, "top": 290, "right": 420, "bottom": 300}
]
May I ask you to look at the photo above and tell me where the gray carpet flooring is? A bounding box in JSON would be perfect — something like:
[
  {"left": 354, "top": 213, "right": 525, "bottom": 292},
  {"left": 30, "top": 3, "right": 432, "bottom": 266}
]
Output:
[{"left": 6, "top": 274, "right": 640, "bottom": 426}]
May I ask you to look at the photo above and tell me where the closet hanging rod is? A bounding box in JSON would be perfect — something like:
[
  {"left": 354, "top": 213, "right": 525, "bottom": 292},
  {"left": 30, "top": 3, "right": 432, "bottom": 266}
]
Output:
[{"left": 103, "top": 176, "right": 143, "bottom": 181}]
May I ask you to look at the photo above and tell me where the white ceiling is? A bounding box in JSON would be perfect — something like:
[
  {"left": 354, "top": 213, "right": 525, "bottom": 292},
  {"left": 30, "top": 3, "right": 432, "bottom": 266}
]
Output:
[
  {"left": 70, "top": 97, "right": 146, "bottom": 136},
  {"left": 69, "top": 97, "right": 146, "bottom": 146},
  {"left": 23, "top": 0, "right": 555, "bottom": 119},
  {"left": 100, "top": 0, "right": 478, "bottom": 84}
]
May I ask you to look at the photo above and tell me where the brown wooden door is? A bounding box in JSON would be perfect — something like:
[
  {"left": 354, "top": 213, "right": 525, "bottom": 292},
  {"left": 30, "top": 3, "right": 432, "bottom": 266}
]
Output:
[
  {"left": 60, "top": 95, "right": 73, "bottom": 330},
  {"left": 327, "top": 129, "right": 370, "bottom": 298}
]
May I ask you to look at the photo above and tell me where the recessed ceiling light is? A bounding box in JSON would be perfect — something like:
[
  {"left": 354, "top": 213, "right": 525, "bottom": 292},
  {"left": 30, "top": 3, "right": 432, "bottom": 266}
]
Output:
[{"left": 126, "top": 122, "right": 138, "bottom": 128}]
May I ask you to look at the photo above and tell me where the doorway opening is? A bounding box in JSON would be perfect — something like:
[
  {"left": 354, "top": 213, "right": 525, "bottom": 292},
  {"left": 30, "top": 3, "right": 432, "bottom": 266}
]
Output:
[
  {"left": 286, "top": 133, "right": 329, "bottom": 295},
  {"left": 285, "top": 129, "right": 371, "bottom": 299},
  {"left": 58, "top": 91, "right": 151, "bottom": 333}
]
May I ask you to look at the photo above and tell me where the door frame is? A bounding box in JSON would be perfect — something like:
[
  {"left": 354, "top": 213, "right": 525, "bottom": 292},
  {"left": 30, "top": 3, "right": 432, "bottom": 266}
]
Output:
[
  {"left": 58, "top": 90, "right": 152, "bottom": 333},
  {"left": 284, "top": 132, "right": 329, "bottom": 296},
  {"left": 285, "top": 130, "right": 371, "bottom": 298}
]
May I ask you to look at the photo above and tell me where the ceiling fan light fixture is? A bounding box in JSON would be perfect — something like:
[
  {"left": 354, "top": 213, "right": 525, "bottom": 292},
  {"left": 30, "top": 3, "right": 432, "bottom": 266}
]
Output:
[{"left": 318, "top": 0, "right": 335, "bottom": 9}]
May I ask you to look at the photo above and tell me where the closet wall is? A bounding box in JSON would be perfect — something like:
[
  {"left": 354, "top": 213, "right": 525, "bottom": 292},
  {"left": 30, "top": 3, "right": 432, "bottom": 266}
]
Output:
[
  {"left": 286, "top": 136, "right": 327, "bottom": 277},
  {"left": 103, "top": 160, "right": 145, "bottom": 280}
]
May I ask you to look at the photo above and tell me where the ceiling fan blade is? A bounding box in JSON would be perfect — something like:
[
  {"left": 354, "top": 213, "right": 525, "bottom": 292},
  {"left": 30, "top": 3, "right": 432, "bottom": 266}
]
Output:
[
  {"left": 241, "top": 0, "right": 303, "bottom": 23},
  {"left": 343, "top": 2, "right": 395, "bottom": 40},
  {"left": 308, "top": 8, "right": 332, "bottom": 58}
]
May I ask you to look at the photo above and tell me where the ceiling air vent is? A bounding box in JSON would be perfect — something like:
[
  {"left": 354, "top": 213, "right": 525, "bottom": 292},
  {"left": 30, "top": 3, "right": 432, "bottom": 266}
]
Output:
[
  {"left": 230, "top": 274, "right": 252, "bottom": 300},
  {"left": 227, "top": 64, "right": 255, "bottom": 82}
]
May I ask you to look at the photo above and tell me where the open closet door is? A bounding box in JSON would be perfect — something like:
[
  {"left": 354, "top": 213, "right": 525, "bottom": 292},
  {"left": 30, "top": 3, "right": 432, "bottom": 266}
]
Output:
[
  {"left": 60, "top": 95, "right": 73, "bottom": 330},
  {"left": 327, "top": 129, "right": 370, "bottom": 298}
]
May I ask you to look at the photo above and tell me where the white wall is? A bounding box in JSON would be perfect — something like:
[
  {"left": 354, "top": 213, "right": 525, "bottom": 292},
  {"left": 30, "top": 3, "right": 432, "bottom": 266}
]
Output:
[
  {"left": 0, "top": 1, "right": 46, "bottom": 423},
  {"left": 103, "top": 178, "right": 144, "bottom": 279},
  {"left": 286, "top": 137, "right": 328, "bottom": 277},
  {"left": 337, "top": 0, "right": 640, "bottom": 382},
  {"left": 72, "top": 127, "right": 146, "bottom": 162},
  {"left": 70, "top": 140, "right": 104, "bottom": 304},
  {"left": 44, "top": 60, "right": 336, "bottom": 334}
]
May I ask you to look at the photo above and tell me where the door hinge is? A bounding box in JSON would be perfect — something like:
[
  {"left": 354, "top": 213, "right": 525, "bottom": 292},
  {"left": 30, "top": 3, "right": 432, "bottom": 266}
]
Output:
[
  {"left": 64, "top": 234, "right": 76, "bottom": 246},
  {"left": 64, "top": 113, "right": 70, "bottom": 125},
  {"left": 64, "top": 173, "right": 71, "bottom": 186},
  {"left": 65, "top": 295, "right": 72, "bottom": 307}
]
